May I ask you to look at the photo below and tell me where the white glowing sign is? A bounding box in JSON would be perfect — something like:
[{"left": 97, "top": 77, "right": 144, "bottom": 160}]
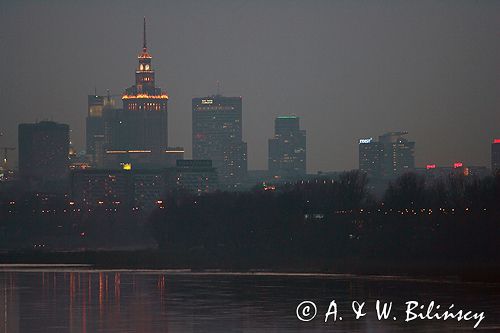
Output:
[
  {"left": 201, "top": 99, "right": 213, "bottom": 104},
  {"left": 359, "top": 138, "right": 373, "bottom": 144}
]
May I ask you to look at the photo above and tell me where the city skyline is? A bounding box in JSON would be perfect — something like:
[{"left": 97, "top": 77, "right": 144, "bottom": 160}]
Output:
[{"left": 1, "top": 1, "right": 499, "bottom": 172}]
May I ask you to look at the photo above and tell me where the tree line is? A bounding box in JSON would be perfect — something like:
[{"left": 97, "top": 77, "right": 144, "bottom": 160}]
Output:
[{"left": 148, "top": 171, "right": 500, "bottom": 271}]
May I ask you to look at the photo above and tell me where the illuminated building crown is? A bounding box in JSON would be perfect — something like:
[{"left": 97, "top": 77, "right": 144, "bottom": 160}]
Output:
[{"left": 122, "top": 18, "right": 168, "bottom": 111}]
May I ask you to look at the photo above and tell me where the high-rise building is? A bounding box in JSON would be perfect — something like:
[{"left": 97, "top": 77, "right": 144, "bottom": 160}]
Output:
[
  {"left": 358, "top": 131, "right": 415, "bottom": 179},
  {"left": 102, "top": 18, "right": 171, "bottom": 169},
  {"left": 192, "top": 95, "right": 247, "bottom": 188},
  {"left": 86, "top": 93, "right": 115, "bottom": 166},
  {"left": 379, "top": 131, "right": 415, "bottom": 178},
  {"left": 18, "top": 121, "right": 69, "bottom": 182},
  {"left": 492, "top": 139, "right": 500, "bottom": 174},
  {"left": 268, "top": 116, "right": 306, "bottom": 180},
  {"left": 358, "top": 138, "right": 382, "bottom": 178}
]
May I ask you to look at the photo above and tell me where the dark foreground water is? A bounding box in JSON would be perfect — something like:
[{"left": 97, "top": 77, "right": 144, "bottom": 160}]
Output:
[{"left": 1, "top": 269, "right": 499, "bottom": 332}]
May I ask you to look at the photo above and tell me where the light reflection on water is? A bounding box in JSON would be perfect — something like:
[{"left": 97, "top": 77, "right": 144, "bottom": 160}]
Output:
[{"left": 0, "top": 270, "right": 499, "bottom": 332}]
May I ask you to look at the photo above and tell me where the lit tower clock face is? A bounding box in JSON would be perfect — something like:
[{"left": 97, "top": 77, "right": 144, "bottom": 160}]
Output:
[
  {"left": 140, "top": 64, "right": 144, "bottom": 70},
  {"left": 145, "top": 64, "right": 150, "bottom": 70}
]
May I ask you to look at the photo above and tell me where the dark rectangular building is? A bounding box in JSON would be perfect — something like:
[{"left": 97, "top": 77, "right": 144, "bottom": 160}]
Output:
[
  {"left": 18, "top": 121, "right": 69, "bottom": 182},
  {"left": 175, "top": 159, "right": 218, "bottom": 193},
  {"left": 268, "top": 116, "right": 306, "bottom": 180}
]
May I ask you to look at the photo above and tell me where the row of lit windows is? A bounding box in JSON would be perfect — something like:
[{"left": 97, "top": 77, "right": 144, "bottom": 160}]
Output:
[
  {"left": 194, "top": 106, "right": 236, "bottom": 111},
  {"left": 126, "top": 102, "right": 165, "bottom": 111}
]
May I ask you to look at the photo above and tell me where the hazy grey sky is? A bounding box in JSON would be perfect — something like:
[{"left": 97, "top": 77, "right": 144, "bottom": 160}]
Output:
[{"left": 1, "top": 0, "right": 499, "bottom": 172}]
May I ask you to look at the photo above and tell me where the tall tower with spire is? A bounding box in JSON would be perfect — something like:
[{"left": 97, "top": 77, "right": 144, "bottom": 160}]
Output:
[
  {"left": 115, "top": 18, "right": 169, "bottom": 154},
  {"left": 96, "top": 19, "right": 182, "bottom": 170},
  {"left": 122, "top": 18, "right": 168, "bottom": 112}
]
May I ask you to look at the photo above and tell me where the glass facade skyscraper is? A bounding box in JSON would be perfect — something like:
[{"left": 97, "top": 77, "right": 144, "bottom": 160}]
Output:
[{"left": 192, "top": 95, "right": 247, "bottom": 189}]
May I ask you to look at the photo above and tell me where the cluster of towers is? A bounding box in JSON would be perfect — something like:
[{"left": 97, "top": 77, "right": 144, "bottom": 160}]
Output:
[
  {"left": 11, "top": 20, "right": 307, "bottom": 194},
  {"left": 82, "top": 19, "right": 307, "bottom": 191},
  {"left": 359, "top": 132, "right": 499, "bottom": 183},
  {"left": 358, "top": 132, "right": 415, "bottom": 180},
  {"left": 15, "top": 20, "right": 498, "bottom": 195}
]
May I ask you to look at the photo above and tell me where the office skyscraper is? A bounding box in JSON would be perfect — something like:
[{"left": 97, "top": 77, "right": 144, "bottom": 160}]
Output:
[
  {"left": 492, "top": 139, "right": 500, "bottom": 174},
  {"left": 192, "top": 95, "right": 247, "bottom": 188},
  {"left": 358, "top": 138, "right": 382, "bottom": 178},
  {"left": 18, "top": 121, "right": 69, "bottom": 182},
  {"left": 268, "top": 116, "right": 306, "bottom": 180},
  {"left": 379, "top": 131, "right": 415, "bottom": 178}
]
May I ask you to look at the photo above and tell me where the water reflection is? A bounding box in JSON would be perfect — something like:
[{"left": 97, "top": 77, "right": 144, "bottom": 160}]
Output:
[{"left": 0, "top": 270, "right": 499, "bottom": 332}]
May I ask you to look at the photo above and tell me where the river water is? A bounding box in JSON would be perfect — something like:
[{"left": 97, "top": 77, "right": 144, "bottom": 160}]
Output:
[{"left": 0, "top": 269, "right": 499, "bottom": 332}]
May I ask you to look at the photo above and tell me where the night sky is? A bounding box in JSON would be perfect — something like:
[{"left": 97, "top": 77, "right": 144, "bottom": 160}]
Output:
[{"left": 1, "top": 0, "right": 499, "bottom": 172}]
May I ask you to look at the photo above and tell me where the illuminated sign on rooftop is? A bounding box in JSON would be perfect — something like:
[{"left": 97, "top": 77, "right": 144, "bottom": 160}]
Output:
[
  {"left": 494, "top": 139, "right": 500, "bottom": 144},
  {"left": 454, "top": 162, "right": 463, "bottom": 168},
  {"left": 426, "top": 164, "right": 436, "bottom": 170},
  {"left": 359, "top": 138, "right": 373, "bottom": 144},
  {"left": 201, "top": 99, "right": 213, "bottom": 104}
]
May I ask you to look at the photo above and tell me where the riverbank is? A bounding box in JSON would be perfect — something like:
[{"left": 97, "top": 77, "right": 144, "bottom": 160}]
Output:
[{"left": 1, "top": 250, "right": 498, "bottom": 283}]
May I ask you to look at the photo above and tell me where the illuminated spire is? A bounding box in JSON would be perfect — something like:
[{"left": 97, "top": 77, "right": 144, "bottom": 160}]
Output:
[
  {"left": 138, "top": 17, "right": 151, "bottom": 59},
  {"left": 143, "top": 17, "right": 147, "bottom": 52}
]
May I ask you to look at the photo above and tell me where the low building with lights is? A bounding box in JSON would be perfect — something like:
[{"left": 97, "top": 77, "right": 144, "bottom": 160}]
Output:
[
  {"left": 71, "top": 169, "right": 167, "bottom": 211},
  {"left": 417, "top": 162, "right": 489, "bottom": 180},
  {"left": 102, "top": 147, "right": 184, "bottom": 170},
  {"left": 174, "top": 159, "right": 218, "bottom": 193},
  {"left": 71, "top": 160, "right": 218, "bottom": 210}
]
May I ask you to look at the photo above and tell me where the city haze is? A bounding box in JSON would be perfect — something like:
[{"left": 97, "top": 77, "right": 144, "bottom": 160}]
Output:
[{"left": 1, "top": 0, "right": 499, "bottom": 172}]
